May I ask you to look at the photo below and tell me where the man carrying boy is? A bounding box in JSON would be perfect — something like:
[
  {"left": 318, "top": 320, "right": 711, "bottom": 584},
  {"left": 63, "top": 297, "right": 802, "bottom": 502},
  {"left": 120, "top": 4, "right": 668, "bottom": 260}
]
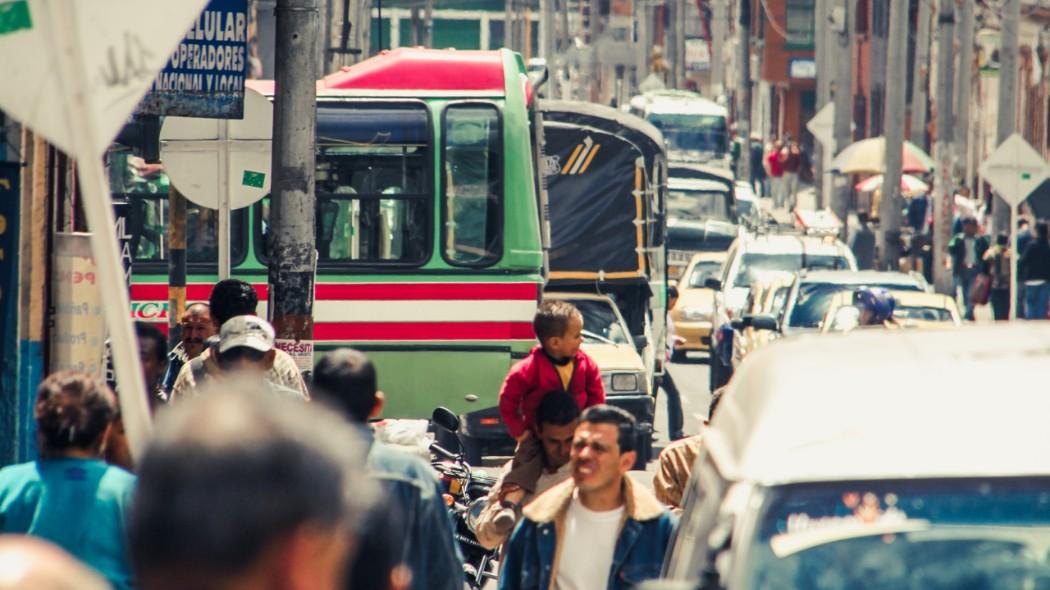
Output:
[{"left": 495, "top": 301, "right": 605, "bottom": 528}]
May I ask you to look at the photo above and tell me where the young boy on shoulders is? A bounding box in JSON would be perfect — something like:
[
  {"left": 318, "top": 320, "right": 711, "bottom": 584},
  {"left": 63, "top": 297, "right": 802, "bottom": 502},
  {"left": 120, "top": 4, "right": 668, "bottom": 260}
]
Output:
[{"left": 493, "top": 300, "right": 605, "bottom": 531}]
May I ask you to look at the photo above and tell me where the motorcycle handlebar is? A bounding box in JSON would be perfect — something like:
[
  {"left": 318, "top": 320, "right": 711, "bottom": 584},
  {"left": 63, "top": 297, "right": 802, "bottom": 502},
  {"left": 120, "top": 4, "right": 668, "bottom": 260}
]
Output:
[{"left": 430, "top": 443, "right": 459, "bottom": 461}]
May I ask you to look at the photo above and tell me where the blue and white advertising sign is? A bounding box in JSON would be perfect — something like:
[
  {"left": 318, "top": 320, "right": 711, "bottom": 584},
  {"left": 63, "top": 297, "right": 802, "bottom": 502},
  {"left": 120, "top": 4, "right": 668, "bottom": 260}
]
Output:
[{"left": 137, "top": 0, "right": 248, "bottom": 118}]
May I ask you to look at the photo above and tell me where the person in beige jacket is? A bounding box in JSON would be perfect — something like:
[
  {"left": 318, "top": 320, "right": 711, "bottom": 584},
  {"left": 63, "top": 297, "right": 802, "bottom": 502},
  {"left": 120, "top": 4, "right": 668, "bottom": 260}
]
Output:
[{"left": 653, "top": 387, "right": 724, "bottom": 511}]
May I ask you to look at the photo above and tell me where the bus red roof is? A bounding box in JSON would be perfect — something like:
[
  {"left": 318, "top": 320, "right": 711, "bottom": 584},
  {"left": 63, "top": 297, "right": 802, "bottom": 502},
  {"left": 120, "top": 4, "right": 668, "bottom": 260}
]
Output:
[{"left": 321, "top": 48, "right": 507, "bottom": 94}]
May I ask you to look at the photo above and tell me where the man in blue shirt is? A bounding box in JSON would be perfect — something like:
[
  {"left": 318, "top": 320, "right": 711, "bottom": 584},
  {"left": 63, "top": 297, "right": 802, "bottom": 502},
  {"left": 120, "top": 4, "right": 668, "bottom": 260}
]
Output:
[{"left": 0, "top": 371, "right": 136, "bottom": 590}]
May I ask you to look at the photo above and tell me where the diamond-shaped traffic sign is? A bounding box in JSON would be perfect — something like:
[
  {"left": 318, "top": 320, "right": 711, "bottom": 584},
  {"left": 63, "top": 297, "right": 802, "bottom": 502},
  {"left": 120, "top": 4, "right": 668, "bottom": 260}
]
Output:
[{"left": 979, "top": 133, "right": 1050, "bottom": 207}]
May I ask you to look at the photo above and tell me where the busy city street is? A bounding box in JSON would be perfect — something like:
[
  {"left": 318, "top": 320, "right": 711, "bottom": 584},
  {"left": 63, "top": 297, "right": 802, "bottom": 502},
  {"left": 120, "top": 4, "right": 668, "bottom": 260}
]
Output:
[{"left": 4, "top": 0, "right": 1050, "bottom": 589}]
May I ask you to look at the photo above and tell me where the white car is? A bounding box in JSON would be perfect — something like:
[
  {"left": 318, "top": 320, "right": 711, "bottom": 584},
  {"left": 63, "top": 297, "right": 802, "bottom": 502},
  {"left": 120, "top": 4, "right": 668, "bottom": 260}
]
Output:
[
  {"left": 662, "top": 323, "right": 1050, "bottom": 589},
  {"left": 707, "top": 233, "right": 857, "bottom": 390},
  {"left": 543, "top": 292, "right": 655, "bottom": 466}
]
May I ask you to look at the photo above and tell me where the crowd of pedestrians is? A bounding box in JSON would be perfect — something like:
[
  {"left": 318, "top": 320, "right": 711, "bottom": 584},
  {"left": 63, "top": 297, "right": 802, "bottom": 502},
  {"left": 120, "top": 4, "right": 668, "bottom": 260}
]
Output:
[{"left": 0, "top": 280, "right": 698, "bottom": 590}]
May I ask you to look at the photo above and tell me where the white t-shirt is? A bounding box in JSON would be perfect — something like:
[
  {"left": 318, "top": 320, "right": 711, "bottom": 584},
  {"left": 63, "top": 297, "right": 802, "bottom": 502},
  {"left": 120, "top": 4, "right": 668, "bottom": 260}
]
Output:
[
  {"left": 964, "top": 237, "right": 977, "bottom": 267},
  {"left": 555, "top": 493, "right": 625, "bottom": 590}
]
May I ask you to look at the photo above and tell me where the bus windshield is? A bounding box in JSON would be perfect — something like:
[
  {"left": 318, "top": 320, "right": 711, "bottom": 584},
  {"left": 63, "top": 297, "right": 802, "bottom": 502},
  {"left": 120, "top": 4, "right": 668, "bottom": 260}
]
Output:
[
  {"left": 260, "top": 103, "right": 431, "bottom": 264},
  {"left": 648, "top": 113, "right": 728, "bottom": 154}
]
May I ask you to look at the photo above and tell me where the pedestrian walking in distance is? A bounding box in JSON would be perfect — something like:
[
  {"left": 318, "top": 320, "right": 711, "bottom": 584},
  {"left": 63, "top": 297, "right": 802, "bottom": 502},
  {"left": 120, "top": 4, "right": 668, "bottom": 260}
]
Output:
[
  {"left": 948, "top": 217, "right": 989, "bottom": 321},
  {"left": 1020, "top": 221, "right": 1050, "bottom": 320}
]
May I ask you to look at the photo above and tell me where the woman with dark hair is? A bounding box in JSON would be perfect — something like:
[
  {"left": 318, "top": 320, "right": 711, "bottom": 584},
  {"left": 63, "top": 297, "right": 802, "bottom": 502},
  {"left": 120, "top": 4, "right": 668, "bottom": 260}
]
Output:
[{"left": 0, "top": 371, "right": 136, "bottom": 590}]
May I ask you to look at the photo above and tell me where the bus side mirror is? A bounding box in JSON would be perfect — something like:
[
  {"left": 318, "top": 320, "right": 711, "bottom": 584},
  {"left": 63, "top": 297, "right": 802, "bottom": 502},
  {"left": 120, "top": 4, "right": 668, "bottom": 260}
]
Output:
[
  {"left": 633, "top": 334, "right": 649, "bottom": 351},
  {"left": 704, "top": 278, "right": 722, "bottom": 291}
]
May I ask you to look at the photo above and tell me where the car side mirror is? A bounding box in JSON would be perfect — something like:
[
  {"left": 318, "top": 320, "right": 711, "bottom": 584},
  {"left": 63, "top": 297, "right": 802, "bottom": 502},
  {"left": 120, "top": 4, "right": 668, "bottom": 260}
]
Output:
[
  {"left": 730, "top": 315, "right": 752, "bottom": 331},
  {"left": 431, "top": 407, "right": 461, "bottom": 433},
  {"left": 633, "top": 334, "right": 649, "bottom": 351},
  {"left": 750, "top": 314, "right": 779, "bottom": 332},
  {"left": 703, "top": 277, "right": 722, "bottom": 291}
]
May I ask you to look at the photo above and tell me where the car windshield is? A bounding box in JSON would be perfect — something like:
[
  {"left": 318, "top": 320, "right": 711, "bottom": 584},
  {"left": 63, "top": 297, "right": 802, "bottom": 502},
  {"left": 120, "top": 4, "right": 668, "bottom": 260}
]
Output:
[
  {"left": 733, "top": 254, "right": 851, "bottom": 288},
  {"left": 669, "top": 190, "right": 732, "bottom": 221},
  {"left": 748, "top": 478, "right": 1050, "bottom": 590},
  {"left": 568, "top": 299, "right": 631, "bottom": 345},
  {"left": 688, "top": 261, "right": 724, "bottom": 288},
  {"left": 787, "top": 281, "right": 922, "bottom": 329},
  {"left": 895, "top": 306, "right": 955, "bottom": 323}
]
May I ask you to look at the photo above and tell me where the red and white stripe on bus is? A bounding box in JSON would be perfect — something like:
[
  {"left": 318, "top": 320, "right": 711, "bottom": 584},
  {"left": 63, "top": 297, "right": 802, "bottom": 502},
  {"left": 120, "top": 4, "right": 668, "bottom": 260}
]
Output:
[{"left": 131, "top": 282, "right": 539, "bottom": 341}]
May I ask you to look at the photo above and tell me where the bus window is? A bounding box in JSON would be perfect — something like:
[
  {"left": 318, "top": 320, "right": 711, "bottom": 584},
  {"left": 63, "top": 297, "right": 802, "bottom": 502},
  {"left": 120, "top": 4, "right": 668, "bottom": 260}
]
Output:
[
  {"left": 106, "top": 149, "right": 246, "bottom": 266},
  {"left": 258, "top": 104, "right": 431, "bottom": 265},
  {"left": 442, "top": 104, "right": 502, "bottom": 266}
]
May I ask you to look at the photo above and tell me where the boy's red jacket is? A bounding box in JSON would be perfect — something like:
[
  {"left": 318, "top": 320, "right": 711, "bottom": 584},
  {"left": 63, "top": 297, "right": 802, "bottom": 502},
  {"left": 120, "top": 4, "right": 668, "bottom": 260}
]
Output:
[{"left": 498, "top": 345, "right": 605, "bottom": 438}]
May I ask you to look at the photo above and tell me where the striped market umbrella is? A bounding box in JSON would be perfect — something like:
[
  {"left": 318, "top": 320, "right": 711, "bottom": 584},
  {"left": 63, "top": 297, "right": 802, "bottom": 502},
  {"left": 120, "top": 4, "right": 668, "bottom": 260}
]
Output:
[
  {"left": 854, "top": 174, "right": 930, "bottom": 196},
  {"left": 832, "top": 137, "right": 935, "bottom": 174}
]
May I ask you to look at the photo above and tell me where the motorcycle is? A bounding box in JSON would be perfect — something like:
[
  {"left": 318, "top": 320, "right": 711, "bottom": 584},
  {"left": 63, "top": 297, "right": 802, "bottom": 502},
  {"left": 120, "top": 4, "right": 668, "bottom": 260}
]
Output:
[{"left": 431, "top": 407, "right": 501, "bottom": 590}]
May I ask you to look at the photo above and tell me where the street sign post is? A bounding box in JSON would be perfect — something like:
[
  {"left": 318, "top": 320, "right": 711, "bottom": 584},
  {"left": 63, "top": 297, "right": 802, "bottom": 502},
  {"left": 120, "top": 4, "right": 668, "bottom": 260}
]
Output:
[
  {"left": 160, "top": 87, "right": 273, "bottom": 278},
  {"left": 979, "top": 133, "right": 1050, "bottom": 320},
  {"left": 0, "top": 0, "right": 209, "bottom": 461}
]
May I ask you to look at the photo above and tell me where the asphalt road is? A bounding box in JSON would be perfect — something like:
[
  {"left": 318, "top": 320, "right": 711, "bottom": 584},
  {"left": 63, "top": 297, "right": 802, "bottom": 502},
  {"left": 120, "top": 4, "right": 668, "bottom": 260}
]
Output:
[{"left": 641, "top": 351, "right": 712, "bottom": 478}]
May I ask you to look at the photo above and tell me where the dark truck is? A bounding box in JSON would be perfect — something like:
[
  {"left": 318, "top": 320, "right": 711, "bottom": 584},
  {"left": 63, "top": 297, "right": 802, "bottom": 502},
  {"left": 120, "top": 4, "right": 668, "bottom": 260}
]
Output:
[{"left": 538, "top": 100, "right": 668, "bottom": 465}]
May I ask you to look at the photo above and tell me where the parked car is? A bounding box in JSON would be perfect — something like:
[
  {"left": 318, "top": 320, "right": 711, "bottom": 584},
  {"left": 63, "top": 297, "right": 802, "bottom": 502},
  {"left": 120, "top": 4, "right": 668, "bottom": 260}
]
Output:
[
  {"left": 821, "top": 290, "right": 962, "bottom": 332},
  {"left": 670, "top": 251, "right": 727, "bottom": 359},
  {"left": 543, "top": 292, "right": 654, "bottom": 466},
  {"left": 778, "top": 270, "right": 930, "bottom": 336},
  {"left": 707, "top": 233, "right": 857, "bottom": 390},
  {"left": 733, "top": 180, "right": 768, "bottom": 231},
  {"left": 729, "top": 272, "right": 795, "bottom": 370},
  {"left": 662, "top": 324, "right": 1050, "bottom": 589}
]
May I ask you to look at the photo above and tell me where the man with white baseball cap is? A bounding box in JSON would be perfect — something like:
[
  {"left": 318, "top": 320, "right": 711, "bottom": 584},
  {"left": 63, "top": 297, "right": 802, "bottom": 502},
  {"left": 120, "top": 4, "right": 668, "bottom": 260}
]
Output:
[{"left": 176, "top": 315, "right": 306, "bottom": 401}]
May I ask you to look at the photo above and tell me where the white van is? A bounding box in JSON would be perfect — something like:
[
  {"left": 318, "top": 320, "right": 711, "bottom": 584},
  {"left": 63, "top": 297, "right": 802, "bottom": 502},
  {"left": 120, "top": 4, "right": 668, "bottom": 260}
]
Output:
[{"left": 660, "top": 324, "right": 1050, "bottom": 589}]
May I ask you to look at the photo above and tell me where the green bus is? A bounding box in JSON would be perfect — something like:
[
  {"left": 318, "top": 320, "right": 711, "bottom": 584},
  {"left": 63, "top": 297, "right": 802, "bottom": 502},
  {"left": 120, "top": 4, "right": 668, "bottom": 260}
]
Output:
[{"left": 118, "top": 48, "right": 547, "bottom": 459}]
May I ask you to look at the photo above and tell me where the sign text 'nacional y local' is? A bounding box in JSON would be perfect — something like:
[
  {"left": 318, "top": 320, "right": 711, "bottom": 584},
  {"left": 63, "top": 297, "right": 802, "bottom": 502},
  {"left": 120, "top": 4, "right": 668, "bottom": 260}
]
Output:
[{"left": 137, "top": 0, "right": 249, "bottom": 119}]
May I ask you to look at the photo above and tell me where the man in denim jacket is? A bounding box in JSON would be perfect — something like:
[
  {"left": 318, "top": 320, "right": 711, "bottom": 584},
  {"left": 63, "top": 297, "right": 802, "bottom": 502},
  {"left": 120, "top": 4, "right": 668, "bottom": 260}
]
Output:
[
  {"left": 311, "top": 349, "right": 463, "bottom": 590},
  {"left": 499, "top": 406, "right": 676, "bottom": 590}
]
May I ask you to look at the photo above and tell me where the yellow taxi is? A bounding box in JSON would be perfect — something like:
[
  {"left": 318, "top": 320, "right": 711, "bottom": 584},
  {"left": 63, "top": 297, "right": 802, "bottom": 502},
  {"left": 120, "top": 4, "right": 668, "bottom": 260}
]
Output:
[
  {"left": 669, "top": 251, "right": 726, "bottom": 360},
  {"left": 820, "top": 290, "right": 962, "bottom": 333}
]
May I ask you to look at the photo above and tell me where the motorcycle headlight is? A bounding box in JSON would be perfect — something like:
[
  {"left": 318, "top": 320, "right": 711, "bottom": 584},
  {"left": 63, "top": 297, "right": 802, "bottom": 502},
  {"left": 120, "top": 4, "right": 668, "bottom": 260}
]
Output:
[
  {"left": 682, "top": 305, "right": 712, "bottom": 321},
  {"left": 603, "top": 372, "right": 641, "bottom": 392}
]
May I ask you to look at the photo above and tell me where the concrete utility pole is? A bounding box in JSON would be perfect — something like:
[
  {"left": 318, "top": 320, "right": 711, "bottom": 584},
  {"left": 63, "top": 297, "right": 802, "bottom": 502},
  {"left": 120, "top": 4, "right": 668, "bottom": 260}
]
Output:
[
  {"left": 878, "top": 0, "right": 909, "bottom": 270},
  {"left": 909, "top": 0, "right": 931, "bottom": 149},
  {"left": 424, "top": 0, "right": 433, "bottom": 47},
  {"left": 868, "top": 0, "right": 889, "bottom": 136},
  {"left": 736, "top": 0, "right": 752, "bottom": 184},
  {"left": 953, "top": 0, "right": 974, "bottom": 180},
  {"left": 814, "top": 0, "right": 830, "bottom": 207},
  {"left": 831, "top": 0, "right": 853, "bottom": 235},
  {"left": 710, "top": 0, "right": 727, "bottom": 98},
  {"left": 167, "top": 188, "right": 187, "bottom": 350},
  {"left": 674, "top": 0, "right": 687, "bottom": 88},
  {"left": 932, "top": 0, "right": 955, "bottom": 294},
  {"left": 271, "top": 0, "right": 319, "bottom": 354},
  {"left": 994, "top": 0, "right": 1021, "bottom": 235},
  {"left": 411, "top": 0, "right": 422, "bottom": 45}
]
